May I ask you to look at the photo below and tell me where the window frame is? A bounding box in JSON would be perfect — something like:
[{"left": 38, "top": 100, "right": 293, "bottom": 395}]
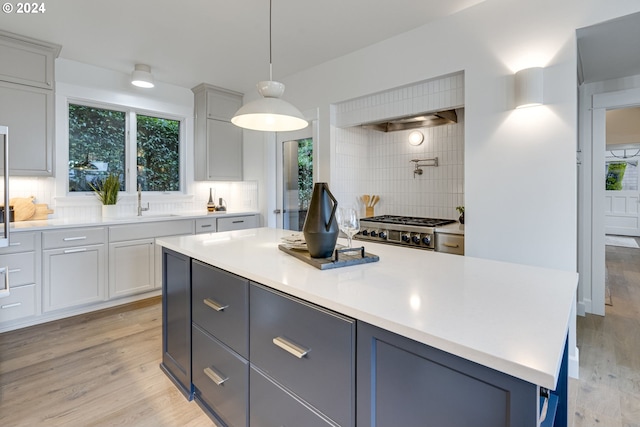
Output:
[{"left": 66, "top": 99, "right": 186, "bottom": 196}]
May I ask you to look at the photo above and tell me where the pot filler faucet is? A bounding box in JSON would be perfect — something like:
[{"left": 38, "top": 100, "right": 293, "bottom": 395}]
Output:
[{"left": 137, "top": 183, "right": 150, "bottom": 216}]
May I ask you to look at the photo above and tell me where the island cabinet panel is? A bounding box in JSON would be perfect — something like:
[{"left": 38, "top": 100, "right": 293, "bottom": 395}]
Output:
[
  {"left": 192, "top": 260, "right": 248, "bottom": 358},
  {"left": 357, "top": 322, "right": 539, "bottom": 427},
  {"left": 192, "top": 324, "right": 248, "bottom": 427},
  {"left": 250, "top": 366, "right": 336, "bottom": 427},
  {"left": 160, "top": 248, "right": 192, "bottom": 399},
  {"left": 250, "top": 284, "right": 355, "bottom": 427}
]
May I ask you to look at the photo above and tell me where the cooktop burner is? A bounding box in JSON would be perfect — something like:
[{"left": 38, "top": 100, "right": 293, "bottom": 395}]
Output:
[{"left": 361, "top": 215, "right": 455, "bottom": 227}]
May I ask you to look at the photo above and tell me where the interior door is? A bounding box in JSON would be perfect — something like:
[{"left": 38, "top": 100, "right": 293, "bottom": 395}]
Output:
[
  {"left": 276, "top": 128, "right": 314, "bottom": 231},
  {"left": 605, "top": 157, "right": 640, "bottom": 236}
]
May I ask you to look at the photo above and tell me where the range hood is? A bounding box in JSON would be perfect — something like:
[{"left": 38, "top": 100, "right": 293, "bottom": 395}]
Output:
[{"left": 361, "top": 109, "right": 457, "bottom": 132}]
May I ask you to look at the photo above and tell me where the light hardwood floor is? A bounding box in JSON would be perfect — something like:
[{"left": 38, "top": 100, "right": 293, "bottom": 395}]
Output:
[
  {"left": 570, "top": 239, "right": 640, "bottom": 427},
  {"left": 0, "top": 297, "right": 213, "bottom": 427},
  {"left": 3, "top": 246, "right": 640, "bottom": 426}
]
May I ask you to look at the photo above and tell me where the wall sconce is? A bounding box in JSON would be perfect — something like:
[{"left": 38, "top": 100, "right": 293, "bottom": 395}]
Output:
[
  {"left": 408, "top": 130, "right": 424, "bottom": 146},
  {"left": 131, "top": 64, "right": 155, "bottom": 88},
  {"left": 514, "top": 67, "right": 543, "bottom": 108}
]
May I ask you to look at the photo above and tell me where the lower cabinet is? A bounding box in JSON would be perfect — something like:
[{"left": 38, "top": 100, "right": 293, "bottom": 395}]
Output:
[
  {"left": 109, "top": 239, "right": 155, "bottom": 298},
  {"left": 356, "top": 322, "right": 539, "bottom": 427},
  {"left": 160, "top": 248, "right": 192, "bottom": 399}
]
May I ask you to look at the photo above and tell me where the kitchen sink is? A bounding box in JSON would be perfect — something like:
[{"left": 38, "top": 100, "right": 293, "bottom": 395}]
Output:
[{"left": 111, "top": 213, "right": 181, "bottom": 221}]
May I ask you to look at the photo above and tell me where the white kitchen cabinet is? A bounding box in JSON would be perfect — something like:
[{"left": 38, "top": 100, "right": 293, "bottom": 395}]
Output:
[
  {"left": 192, "top": 84, "right": 243, "bottom": 181},
  {"left": 0, "top": 31, "right": 60, "bottom": 176},
  {"left": 0, "top": 232, "right": 40, "bottom": 324},
  {"left": 217, "top": 214, "right": 258, "bottom": 232},
  {"left": 109, "top": 238, "right": 155, "bottom": 298},
  {"left": 42, "top": 227, "right": 107, "bottom": 312}
]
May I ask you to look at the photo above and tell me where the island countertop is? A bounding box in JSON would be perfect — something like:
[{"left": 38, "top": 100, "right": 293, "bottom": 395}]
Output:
[{"left": 157, "top": 227, "right": 577, "bottom": 390}]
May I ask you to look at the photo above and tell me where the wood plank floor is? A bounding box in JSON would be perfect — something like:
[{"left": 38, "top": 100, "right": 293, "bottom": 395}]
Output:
[
  {"left": 3, "top": 245, "right": 640, "bottom": 427},
  {"left": 0, "top": 297, "right": 213, "bottom": 427},
  {"left": 570, "top": 239, "right": 640, "bottom": 427}
]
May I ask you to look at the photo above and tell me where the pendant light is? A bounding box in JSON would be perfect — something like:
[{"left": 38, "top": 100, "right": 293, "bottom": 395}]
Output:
[{"left": 231, "top": 0, "right": 308, "bottom": 132}]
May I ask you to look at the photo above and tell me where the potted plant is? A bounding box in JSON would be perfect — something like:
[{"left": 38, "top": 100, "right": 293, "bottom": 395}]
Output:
[
  {"left": 91, "top": 173, "right": 120, "bottom": 218},
  {"left": 456, "top": 205, "right": 465, "bottom": 224}
]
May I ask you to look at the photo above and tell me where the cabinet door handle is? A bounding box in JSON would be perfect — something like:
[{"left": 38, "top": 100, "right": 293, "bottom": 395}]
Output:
[
  {"left": 200, "top": 224, "right": 212, "bottom": 228},
  {"left": 1, "top": 302, "right": 21, "bottom": 309},
  {"left": 442, "top": 242, "right": 459, "bottom": 248},
  {"left": 204, "top": 366, "right": 228, "bottom": 386},
  {"left": 8, "top": 268, "right": 21, "bottom": 273},
  {"left": 272, "top": 336, "right": 310, "bottom": 359},
  {"left": 63, "top": 236, "right": 87, "bottom": 242},
  {"left": 9, "top": 242, "right": 21, "bottom": 247},
  {"left": 64, "top": 248, "right": 87, "bottom": 254},
  {"left": 203, "top": 298, "right": 228, "bottom": 312}
]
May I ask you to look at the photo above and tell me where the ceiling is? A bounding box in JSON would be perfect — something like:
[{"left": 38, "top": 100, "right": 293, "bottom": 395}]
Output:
[
  {"left": 577, "top": 11, "right": 640, "bottom": 85},
  {"left": 0, "top": 0, "right": 484, "bottom": 92}
]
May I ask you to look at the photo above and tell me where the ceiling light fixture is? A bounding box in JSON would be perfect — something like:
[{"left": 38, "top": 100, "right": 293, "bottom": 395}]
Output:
[
  {"left": 231, "top": 0, "right": 308, "bottom": 132},
  {"left": 514, "top": 67, "right": 543, "bottom": 108},
  {"left": 131, "top": 64, "right": 155, "bottom": 88}
]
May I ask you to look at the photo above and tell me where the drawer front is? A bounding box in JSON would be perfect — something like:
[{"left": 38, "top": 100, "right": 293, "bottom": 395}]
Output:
[
  {"left": 43, "top": 227, "right": 105, "bottom": 249},
  {"left": 195, "top": 217, "right": 217, "bottom": 234},
  {"left": 0, "top": 283, "right": 37, "bottom": 322},
  {"left": 192, "top": 260, "right": 248, "bottom": 358},
  {"left": 250, "top": 284, "right": 354, "bottom": 427},
  {"left": 0, "top": 252, "right": 35, "bottom": 287},
  {"left": 250, "top": 367, "right": 335, "bottom": 427},
  {"left": 217, "top": 215, "right": 257, "bottom": 232},
  {"left": 109, "top": 219, "right": 194, "bottom": 242},
  {"left": 192, "top": 325, "right": 248, "bottom": 427},
  {"left": 0, "top": 232, "right": 36, "bottom": 254},
  {"left": 436, "top": 233, "right": 465, "bottom": 255}
]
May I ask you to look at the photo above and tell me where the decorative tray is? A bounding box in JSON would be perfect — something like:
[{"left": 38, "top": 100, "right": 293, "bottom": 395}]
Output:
[{"left": 278, "top": 244, "right": 379, "bottom": 270}]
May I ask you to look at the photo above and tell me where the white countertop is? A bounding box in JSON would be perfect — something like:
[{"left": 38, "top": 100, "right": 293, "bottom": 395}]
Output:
[
  {"left": 157, "top": 227, "right": 577, "bottom": 390},
  {"left": 436, "top": 222, "right": 464, "bottom": 235},
  {"left": 7, "top": 210, "right": 259, "bottom": 232}
]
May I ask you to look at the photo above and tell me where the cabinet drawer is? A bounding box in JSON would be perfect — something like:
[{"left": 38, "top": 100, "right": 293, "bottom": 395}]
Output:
[
  {"left": 250, "top": 284, "right": 354, "bottom": 427},
  {"left": 217, "top": 215, "right": 257, "bottom": 232},
  {"left": 436, "top": 233, "right": 465, "bottom": 255},
  {"left": 195, "top": 217, "right": 217, "bottom": 234},
  {"left": 109, "top": 219, "right": 193, "bottom": 242},
  {"left": 0, "top": 232, "right": 36, "bottom": 254},
  {"left": 192, "top": 325, "right": 248, "bottom": 427},
  {"left": 43, "top": 227, "right": 105, "bottom": 249},
  {"left": 250, "top": 367, "right": 335, "bottom": 427},
  {"left": 0, "top": 283, "right": 37, "bottom": 322},
  {"left": 0, "top": 251, "right": 35, "bottom": 287},
  {"left": 192, "top": 260, "right": 248, "bottom": 358}
]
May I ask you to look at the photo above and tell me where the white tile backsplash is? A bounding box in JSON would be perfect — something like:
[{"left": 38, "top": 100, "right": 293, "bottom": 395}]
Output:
[{"left": 332, "top": 72, "right": 465, "bottom": 220}]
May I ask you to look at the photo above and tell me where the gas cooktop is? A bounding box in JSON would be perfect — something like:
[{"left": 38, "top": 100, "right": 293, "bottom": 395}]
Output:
[{"left": 361, "top": 215, "right": 455, "bottom": 228}]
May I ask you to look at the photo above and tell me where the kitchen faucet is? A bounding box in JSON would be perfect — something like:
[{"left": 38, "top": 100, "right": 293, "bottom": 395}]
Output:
[{"left": 137, "top": 183, "right": 149, "bottom": 216}]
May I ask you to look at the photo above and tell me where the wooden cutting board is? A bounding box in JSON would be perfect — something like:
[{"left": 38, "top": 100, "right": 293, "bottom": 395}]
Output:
[
  {"left": 10, "top": 196, "right": 36, "bottom": 221},
  {"left": 32, "top": 203, "right": 54, "bottom": 220}
]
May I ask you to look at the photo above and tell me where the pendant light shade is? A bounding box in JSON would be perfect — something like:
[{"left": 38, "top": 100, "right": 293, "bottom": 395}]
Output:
[
  {"left": 131, "top": 64, "right": 155, "bottom": 88},
  {"left": 231, "top": 0, "right": 308, "bottom": 132},
  {"left": 231, "top": 81, "right": 308, "bottom": 131}
]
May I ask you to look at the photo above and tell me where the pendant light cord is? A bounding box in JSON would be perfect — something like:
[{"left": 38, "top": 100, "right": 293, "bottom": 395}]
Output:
[{"left": 269, "top": 0, "right": 273, "bottom": 81}]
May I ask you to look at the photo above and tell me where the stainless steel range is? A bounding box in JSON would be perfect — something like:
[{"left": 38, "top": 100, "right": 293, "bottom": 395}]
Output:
[{"left": 355, "top": 215, "right": 455, "bottom": 250}]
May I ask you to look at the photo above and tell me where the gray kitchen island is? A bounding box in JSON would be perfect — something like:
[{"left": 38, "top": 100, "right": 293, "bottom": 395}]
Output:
[{"left": 157, "top": 227, "right": 577, "bottom": 427}]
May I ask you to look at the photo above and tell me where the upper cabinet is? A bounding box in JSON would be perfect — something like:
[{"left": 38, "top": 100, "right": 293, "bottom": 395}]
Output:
[
  {"left": 0, "top": 31, "right": 60, "bottom": 176},
  {"left": 192, "top": 84, "right": 243, "bottom": 181}
]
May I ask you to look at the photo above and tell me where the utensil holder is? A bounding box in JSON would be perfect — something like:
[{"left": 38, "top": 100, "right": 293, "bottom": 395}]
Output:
[{"left": 365, "top": 206, "right": 374, "bottom": 217}]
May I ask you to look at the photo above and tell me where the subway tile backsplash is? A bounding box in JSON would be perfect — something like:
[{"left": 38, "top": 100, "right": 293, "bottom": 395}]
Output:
[{"left": 332, "top": 72, "right": 465, "bottom": 220}]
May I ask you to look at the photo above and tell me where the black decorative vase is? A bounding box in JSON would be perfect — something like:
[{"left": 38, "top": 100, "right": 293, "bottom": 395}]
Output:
[
  {"left": 303, "top": 183, "right": 339, "bottom": 258},
  {"left": 459, "top": 213, "right": 465, "bottom": 225}
]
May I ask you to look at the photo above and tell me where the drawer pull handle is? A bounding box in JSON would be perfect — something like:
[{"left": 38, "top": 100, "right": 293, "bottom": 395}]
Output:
[
  {"left": 273, "top": 336, "right": 310, "bottom": 359},
  {"left": 64, "top": 248, "right": 87, "bottom": 254},
  {"left": 204, "top": 367, "right": 228, "bottom": 386},
  {"left": 63, "top": 236, "right": 87, "bottom": 242},
  {"left": 8, "top": 268, "right": 21, "bottom": 273},
  {"left": 232, "top": 220, "right": 244, "bottom": 224},
  {"left": 442, "top": 243, "right": 459, "bottom": 248},
  {"left": 9, "top": 242, "right": 21, "bottom": 246},
  {"left": 200, "top": 224, "right": 212, "bottom": 228},
  {"left": 203, "top": 298, "right": 228, "bottom": 312},
  {"left": 1, "top": 302, "right": 21, "bottom": 309}
]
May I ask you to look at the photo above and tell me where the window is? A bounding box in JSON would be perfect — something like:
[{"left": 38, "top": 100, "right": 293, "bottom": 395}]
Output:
[{"left": 68, "top": 103, "right": 181, "bottom": 193}]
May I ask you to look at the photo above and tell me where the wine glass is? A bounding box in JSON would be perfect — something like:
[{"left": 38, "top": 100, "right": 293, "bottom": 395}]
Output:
[{"left": 337, "top": 207, "right": 360, "bottom": 248}]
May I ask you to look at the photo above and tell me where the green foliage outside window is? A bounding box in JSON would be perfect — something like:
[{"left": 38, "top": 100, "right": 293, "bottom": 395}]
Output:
[
  {"left": 606, "top": 163, "right": 627, "bottom": 190},
  {"left": 137, "top": 115, "right": 180, "bottom": 191},
  {"left": 297, "top": 138, "right": 313, "bottom": 210}
]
